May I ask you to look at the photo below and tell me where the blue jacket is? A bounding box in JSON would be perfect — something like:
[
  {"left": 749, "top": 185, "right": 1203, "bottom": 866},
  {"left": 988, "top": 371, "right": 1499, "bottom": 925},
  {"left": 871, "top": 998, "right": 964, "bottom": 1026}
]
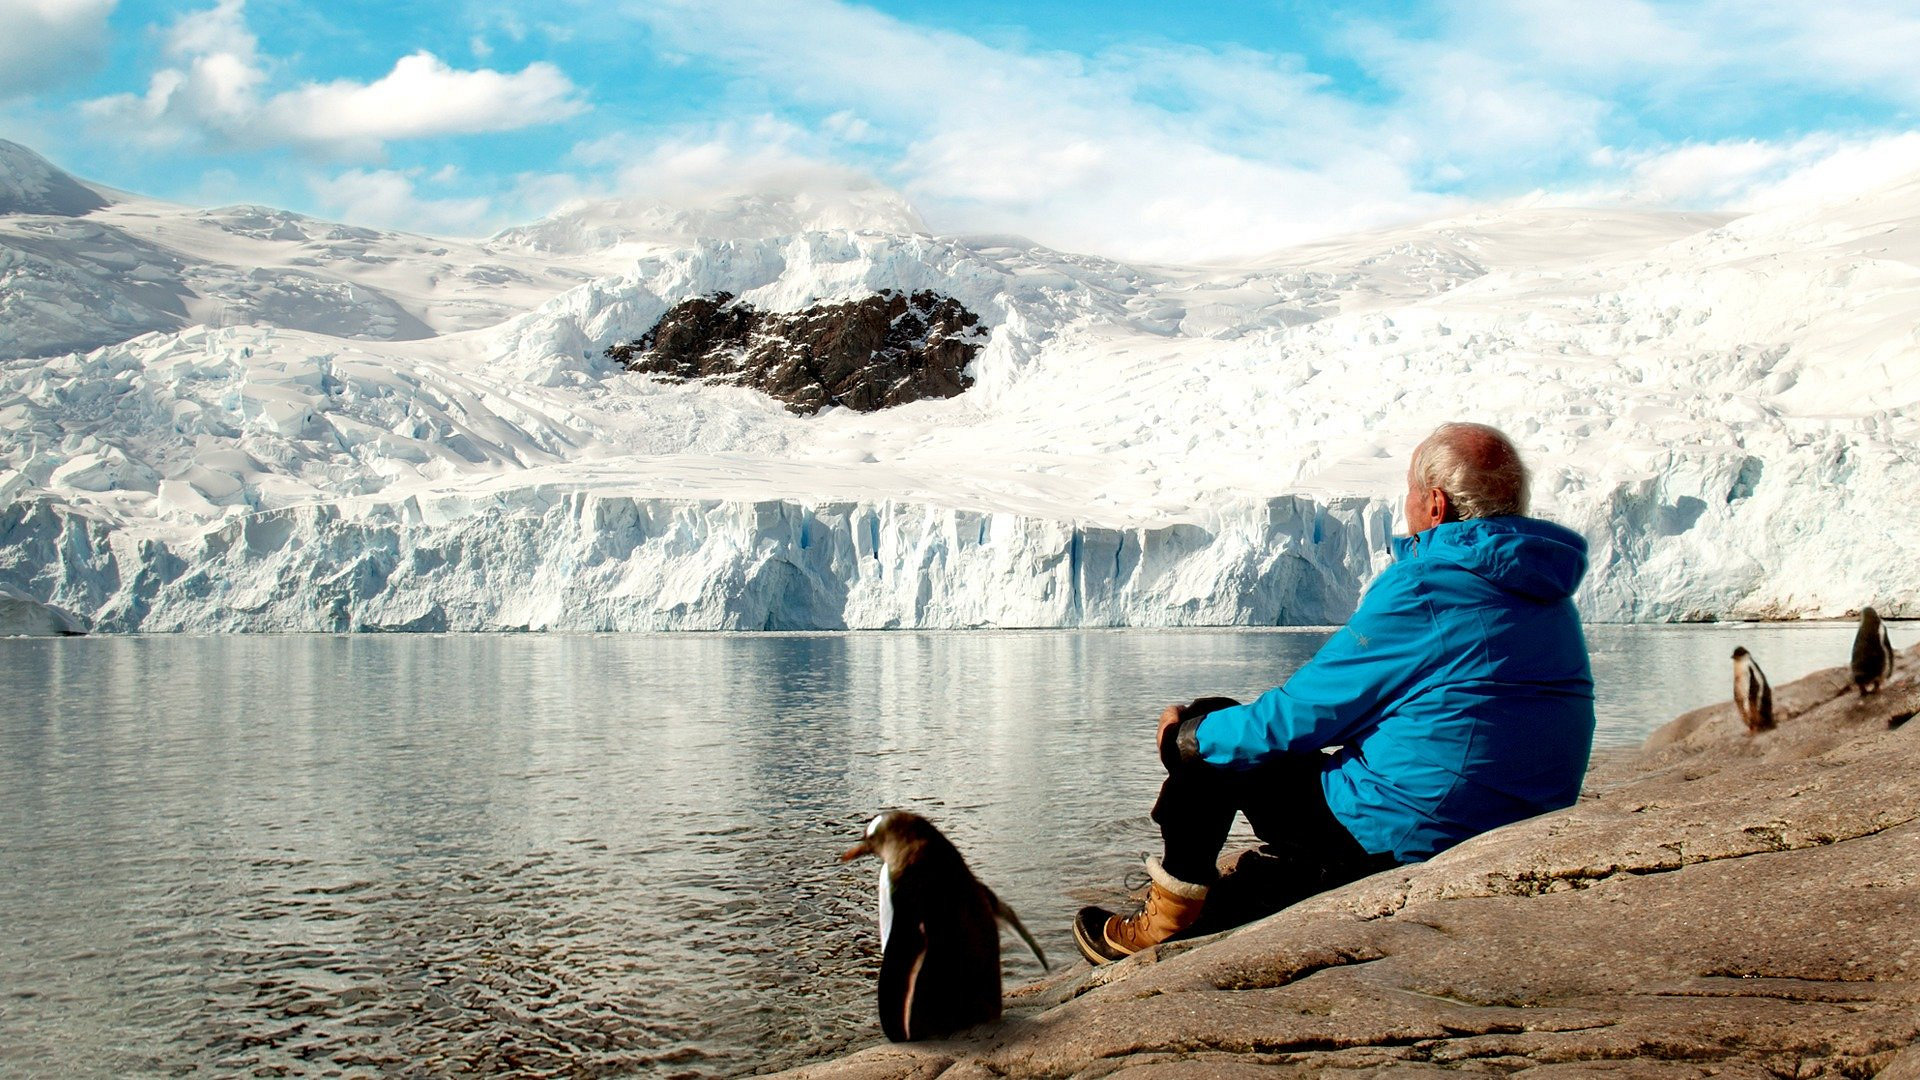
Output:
[{"left": 1188, "top": 516, "right": 1596, "bottom": 863}]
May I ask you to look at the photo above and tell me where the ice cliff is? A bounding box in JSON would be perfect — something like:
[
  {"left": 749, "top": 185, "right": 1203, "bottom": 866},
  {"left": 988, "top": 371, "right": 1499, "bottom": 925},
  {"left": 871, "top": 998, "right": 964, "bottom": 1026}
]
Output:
[
  {"left": 1, "top": 141, "right": 1916, "bottom": 631},
  {"left": 0, "top": 492, "right": 1388, "bottom": 632}
]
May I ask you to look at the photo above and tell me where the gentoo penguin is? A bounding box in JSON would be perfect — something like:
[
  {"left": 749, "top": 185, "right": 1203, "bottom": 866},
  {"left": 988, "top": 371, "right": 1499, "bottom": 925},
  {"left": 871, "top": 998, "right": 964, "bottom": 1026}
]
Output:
[
  {"left": 1851, "top": 607, "right": 1896, "bottom": 696},
  {"left": 840, "top": 811, "right": 1047, "bottom": 1042},
  {"left": 1732, "top": 646, "right": 1774, "bottom": 734}
]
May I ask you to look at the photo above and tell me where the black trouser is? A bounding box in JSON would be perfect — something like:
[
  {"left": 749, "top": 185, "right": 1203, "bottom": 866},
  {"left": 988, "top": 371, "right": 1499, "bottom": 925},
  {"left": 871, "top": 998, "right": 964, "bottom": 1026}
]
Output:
[{"left": 1153, "top": 738, "right": 1401, "bottom": 936}]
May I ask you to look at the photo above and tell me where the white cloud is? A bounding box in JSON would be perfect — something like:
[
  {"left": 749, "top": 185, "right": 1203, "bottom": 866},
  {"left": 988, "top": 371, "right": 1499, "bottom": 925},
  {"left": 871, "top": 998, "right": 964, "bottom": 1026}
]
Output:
[
  {"left": 507, "top": 168, "right": 597, "bottom": 215},
  {"left": 307, "top": 168, "right": 495, "bottom": 236},
  {"left": 84, "top": 0, "right": 584, "bottom": 154},
  {"left": 1576, "top": 133, "right": 1920, "bottom": 211},
  {"left": 1740, "top": 134, "right": 1920, "bottom": 208},
  {"left": 1701, "top": 0, "right": 1920, "bottom": 104},
  {"left": 572, "top": 118, "right": 891, "bottom": 207},
  {"left": 1341, "top": 27, "right": 1612, "bottom": 173},
  {"left": 1604, "top": 141, "right": 1795, "bottom": 207},
  {"left": 1408, "top": 0, "right": 1705, "bottom": 86},
  {"left": 822, "top": 110, "right": 874, "bottom": 143},
  {"left": 619, "top": 0, "right": 1449, "bottom": 262},
  {"left": 596, "top": 0, "right": 1920, "bottom": 260},
  {"left": 1360, "top": 1, "right": 1920, "bottom": 123},
  {"left": 166, "top": 0, "right": 253, "bottom": 60},
  {"left": 0, "top": 0, "right": 117, "bottom": 100},
  {"left": 61, "top": 0, "right": 1920, "bottom": 257},
  {"left": 258, "top": 52, "right": 583, "bottom": 149}
]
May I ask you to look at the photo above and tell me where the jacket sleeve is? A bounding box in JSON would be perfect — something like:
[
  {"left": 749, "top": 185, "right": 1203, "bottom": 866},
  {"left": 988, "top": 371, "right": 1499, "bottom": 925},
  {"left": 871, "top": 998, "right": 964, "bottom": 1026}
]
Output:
[{"left": 1181, "top": 562, "right": 1439, "bottom": 770}]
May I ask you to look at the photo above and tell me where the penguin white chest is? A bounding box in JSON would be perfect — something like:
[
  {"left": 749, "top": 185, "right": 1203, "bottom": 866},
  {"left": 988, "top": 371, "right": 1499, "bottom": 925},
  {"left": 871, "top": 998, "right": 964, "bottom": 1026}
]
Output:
[{"left": 876, "top": 863, "right": 894, "bottom": 951}]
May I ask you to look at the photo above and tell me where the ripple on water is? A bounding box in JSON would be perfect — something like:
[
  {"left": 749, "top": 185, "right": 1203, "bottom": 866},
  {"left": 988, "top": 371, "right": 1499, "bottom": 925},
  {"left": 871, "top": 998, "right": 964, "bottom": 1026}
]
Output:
[{"left": 0, "top": 626, "right": 1867, "bottom": 1076}]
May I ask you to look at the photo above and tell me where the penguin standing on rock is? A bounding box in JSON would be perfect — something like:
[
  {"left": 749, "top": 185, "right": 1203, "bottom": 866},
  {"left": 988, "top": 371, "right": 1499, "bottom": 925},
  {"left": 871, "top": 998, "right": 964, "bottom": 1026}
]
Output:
[
  {"left": 1732, "top": 646, "right": 1774, "bottom": 734},
  {"left": 841, "top": 811, "right": 1047, "bottom": 1042},
  {"left": 1852, "top": 607, "right": 1896, "bottom": 696}
]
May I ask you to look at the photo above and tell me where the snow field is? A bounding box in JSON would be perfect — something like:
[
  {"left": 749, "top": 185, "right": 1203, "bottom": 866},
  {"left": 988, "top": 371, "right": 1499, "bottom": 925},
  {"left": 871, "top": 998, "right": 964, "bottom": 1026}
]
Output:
[{"left": 2, "top": 141, "right": 1917, "bottom": 631}]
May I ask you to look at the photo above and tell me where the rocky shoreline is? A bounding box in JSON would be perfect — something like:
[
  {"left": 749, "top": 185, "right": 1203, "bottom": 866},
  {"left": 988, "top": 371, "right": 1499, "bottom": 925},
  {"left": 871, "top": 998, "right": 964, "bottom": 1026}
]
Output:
[{"left": 772, "top": 646, "right": 1920, "bottom": 1079}]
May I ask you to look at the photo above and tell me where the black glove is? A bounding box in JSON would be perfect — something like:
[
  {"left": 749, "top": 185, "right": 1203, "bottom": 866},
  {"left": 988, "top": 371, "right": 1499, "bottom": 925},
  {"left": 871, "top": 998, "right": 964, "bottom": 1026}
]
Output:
[{"left": 1160, "top": 696, "right": 1241, "bottom": 772}]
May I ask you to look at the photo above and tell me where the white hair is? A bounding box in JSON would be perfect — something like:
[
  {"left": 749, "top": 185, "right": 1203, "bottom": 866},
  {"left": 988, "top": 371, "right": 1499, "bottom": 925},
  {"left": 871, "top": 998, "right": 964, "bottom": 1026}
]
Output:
[{"left": 1411, "top": 422, "right": 1530, "bottom": 519}]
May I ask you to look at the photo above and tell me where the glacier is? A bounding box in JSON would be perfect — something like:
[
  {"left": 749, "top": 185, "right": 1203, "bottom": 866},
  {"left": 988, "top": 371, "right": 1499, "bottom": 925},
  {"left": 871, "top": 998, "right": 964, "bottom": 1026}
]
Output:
[
  {"left": 1, "top": 139, "right": 1916, "bottom": 631},
  {"left": 0, "top": 491, "right": 1389, "bottom": 632}
]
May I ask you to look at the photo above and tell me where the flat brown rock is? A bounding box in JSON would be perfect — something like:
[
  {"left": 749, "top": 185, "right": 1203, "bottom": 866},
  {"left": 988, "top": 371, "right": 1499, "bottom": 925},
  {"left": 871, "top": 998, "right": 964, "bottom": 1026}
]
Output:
[{"left": 772, "top": 645, "right": 1920, "bottom": 1078}]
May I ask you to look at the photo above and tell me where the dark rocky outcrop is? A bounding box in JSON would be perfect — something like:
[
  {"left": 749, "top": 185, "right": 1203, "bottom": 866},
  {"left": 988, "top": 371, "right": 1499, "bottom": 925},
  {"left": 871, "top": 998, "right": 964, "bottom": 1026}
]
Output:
[
  {"left": 774, "top": 645, "right": 1920, "bottom": 1079},
  {"left": 606, "top": 290, "right": 984, "bottom": 414}
]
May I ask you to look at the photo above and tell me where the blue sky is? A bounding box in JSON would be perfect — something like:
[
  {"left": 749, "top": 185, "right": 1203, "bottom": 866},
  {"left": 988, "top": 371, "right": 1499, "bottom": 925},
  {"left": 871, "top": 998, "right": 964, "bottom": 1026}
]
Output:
[{"left": 4, "top": 0, "right": 1920, "bottom": 259}]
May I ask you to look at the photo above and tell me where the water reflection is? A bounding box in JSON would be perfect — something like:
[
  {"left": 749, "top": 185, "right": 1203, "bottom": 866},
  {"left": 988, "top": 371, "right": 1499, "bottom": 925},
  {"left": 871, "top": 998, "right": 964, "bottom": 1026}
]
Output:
[
  {"left": 0, "top": 624, "right": 1869, "bottom": 1077},
  {"left": 1581, "top": 623, "right": 1860, "bottom": 749}
]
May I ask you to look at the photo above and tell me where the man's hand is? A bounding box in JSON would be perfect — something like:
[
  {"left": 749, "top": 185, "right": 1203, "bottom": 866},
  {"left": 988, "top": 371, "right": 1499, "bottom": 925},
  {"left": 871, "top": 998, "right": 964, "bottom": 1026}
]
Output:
[{"left": 1156, "top": 703, "right": 1186, "bottom": 747}]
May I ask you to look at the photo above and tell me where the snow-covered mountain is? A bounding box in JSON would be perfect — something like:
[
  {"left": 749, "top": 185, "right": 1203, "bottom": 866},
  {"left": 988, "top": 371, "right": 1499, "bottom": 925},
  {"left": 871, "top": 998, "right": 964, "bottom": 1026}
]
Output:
[{"left": 1, "top": 139, "right": 1915, "bottom": 632}]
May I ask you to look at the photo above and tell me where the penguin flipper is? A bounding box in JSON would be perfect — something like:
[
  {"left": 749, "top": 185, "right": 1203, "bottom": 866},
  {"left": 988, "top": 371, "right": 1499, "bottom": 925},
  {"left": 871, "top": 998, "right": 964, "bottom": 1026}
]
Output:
[
  {"left": 877, "top": 918, "right": 928, "bottom": 1042},
  {"left": 983, "top": 885, "right": 1048, "bottom": 971}
]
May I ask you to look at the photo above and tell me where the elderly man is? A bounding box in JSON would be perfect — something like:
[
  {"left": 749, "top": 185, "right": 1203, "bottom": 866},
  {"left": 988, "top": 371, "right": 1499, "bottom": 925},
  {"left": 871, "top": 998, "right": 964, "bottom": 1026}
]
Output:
[{"left": 1074, "top": 422, "right": 1596, "bottom": 964}]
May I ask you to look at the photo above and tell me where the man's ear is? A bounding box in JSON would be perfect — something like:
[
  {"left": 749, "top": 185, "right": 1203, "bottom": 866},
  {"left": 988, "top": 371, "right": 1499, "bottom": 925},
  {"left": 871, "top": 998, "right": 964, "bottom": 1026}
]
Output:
[{"left": 1428, "top": 486, "right": 1455, "bottom": 525}]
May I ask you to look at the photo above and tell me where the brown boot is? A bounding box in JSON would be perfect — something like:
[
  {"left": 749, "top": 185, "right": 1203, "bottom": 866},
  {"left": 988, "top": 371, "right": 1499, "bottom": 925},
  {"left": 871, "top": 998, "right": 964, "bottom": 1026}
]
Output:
[{"left": 1072, "top": 857, "right": 1210, "bottom": 965}]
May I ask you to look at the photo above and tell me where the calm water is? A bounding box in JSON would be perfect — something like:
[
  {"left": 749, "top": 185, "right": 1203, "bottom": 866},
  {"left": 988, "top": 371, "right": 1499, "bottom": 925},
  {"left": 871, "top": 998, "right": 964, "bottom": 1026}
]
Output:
[{"left": 0, "top": 624, "right": 1870, "bottom": 1078}]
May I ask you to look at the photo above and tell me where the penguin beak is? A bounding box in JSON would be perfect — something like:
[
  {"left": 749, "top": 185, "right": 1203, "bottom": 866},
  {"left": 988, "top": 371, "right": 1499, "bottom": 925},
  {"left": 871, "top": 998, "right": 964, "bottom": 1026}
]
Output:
[{"left": 840, "top": 840, "right": 871, "bottom": 862}]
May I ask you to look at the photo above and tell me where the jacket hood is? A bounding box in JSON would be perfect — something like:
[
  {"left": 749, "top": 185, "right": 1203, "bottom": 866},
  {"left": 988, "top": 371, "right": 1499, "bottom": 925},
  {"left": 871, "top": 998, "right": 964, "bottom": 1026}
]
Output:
[{"left": 1391, "top": 516, "right": 1588, "bottom": 601}]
